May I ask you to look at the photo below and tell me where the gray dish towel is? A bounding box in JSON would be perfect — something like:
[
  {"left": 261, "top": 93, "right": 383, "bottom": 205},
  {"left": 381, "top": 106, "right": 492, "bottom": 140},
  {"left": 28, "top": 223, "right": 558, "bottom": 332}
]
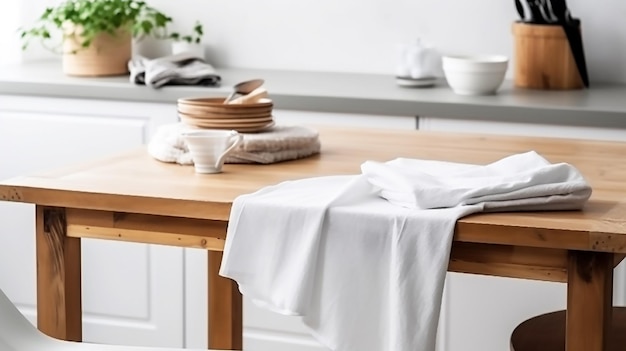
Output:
[{"left": 128, "top": 52, "right": 221, "bottom": 89}]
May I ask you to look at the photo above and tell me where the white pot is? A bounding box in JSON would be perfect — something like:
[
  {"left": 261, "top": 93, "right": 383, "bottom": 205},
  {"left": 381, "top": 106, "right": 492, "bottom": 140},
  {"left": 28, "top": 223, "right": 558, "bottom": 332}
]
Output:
[{"left": 171, "top": 42, "right": 205, "bottom": 59}]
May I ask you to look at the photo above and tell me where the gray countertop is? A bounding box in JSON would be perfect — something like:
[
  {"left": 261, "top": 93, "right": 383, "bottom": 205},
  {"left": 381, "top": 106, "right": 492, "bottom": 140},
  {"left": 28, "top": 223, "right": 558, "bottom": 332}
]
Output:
[{"left": 2, "top": 60, "right": 626, "bottom": 128}]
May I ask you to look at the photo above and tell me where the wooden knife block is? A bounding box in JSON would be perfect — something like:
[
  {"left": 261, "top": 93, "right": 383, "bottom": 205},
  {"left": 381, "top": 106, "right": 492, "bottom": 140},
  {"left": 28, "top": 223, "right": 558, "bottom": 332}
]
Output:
[{"left": 512, "top": 22, "right": 583, "bottom": 90}]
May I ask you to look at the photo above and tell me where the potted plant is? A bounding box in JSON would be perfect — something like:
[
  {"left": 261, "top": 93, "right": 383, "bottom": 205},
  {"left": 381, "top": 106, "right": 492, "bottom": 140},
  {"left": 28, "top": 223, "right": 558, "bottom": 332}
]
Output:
[
  {"left": 19, "top": 0, "right": 173, "bottom": 77},
  {"left": 169, "top": 21, "right": 205, "bottom": 59}
]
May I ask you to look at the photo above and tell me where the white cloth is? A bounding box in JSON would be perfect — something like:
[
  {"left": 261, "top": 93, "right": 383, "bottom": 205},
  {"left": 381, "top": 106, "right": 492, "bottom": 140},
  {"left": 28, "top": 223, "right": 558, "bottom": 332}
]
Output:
[
  {"left": 147, "top": 123, "right": 321, "bottom": 164},
  {"left": 128, "top": 52, "right": 220, "bottom": 88},
  {"left": 361, "top": 151, "right": 592, "bottom": 211},
  {"left": 221, "top": 175, "right": 478, "bottom": 351},
  {"left": 219, "top": 152, "right": 591, "bottom": 351}
]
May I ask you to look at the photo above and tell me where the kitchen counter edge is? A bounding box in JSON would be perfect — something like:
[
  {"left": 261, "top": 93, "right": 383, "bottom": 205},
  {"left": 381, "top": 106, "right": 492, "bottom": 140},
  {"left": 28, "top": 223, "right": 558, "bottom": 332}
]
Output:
[{"left": 1, "top": 61, "right": 626, "bottom": 129}]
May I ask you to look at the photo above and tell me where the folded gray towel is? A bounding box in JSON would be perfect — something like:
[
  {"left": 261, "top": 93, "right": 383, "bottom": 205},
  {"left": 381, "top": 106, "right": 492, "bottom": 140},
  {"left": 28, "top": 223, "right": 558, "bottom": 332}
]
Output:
[{"left": 128, "top": 52, "right": 221, "bottom": 89}]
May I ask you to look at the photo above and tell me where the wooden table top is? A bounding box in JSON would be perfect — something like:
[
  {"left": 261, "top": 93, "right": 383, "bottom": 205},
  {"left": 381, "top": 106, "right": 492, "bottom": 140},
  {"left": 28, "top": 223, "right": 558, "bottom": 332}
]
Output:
[{"left": 1, "top": 126, "right": 625, "bottom": 252}]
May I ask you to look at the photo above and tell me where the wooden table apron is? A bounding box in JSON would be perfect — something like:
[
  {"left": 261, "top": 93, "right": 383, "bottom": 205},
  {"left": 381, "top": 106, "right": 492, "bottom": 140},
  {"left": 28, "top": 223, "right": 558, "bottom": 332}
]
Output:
[
  {"left": 1, "top": 127, "right": 626, "bottom": 351},
  {"left": 34, "top": 206, "right": 241, "bottom": 350}
]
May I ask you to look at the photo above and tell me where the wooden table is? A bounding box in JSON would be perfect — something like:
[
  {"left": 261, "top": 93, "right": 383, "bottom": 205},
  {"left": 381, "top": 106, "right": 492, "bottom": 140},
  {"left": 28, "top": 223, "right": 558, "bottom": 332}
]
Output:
[{"left": 1, "top": 127, "right": 625, "bottom": 351}]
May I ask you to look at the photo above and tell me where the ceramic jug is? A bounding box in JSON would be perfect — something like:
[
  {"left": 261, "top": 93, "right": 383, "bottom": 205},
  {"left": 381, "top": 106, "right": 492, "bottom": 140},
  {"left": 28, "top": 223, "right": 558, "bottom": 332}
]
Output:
[{"left": 396, "top": 38, "right": 442, "bottom": 80}]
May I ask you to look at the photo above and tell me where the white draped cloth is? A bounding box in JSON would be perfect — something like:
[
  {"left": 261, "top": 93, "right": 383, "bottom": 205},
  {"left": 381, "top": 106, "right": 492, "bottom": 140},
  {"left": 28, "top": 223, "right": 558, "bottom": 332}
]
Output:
[{"left": 219, "top": 151, "right": 591, "bottom": 351}]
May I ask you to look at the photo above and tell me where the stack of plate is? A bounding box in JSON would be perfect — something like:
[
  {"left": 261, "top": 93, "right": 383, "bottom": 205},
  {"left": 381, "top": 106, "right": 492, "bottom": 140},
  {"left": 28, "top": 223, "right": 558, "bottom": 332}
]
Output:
[{"left": 177, "top": 97, "right": 275, "bottom": 133}]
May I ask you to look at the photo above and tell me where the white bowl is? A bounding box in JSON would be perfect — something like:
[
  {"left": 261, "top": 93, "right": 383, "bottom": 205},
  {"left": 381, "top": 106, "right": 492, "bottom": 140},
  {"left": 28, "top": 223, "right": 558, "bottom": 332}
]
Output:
[{"left": 442, "top": 55, "right": 509, "bottom": 95}]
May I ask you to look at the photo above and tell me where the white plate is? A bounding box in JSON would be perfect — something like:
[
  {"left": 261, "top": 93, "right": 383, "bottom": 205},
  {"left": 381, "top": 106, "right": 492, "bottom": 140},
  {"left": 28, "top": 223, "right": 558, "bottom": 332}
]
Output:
[{"left": 396, "top": 76, "right": 436, "bottom": 88}]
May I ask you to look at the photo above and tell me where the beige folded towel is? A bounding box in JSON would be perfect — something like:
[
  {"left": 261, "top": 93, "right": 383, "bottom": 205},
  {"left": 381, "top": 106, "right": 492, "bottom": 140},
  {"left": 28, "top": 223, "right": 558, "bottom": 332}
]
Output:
[{"left": 148, "top": 123, "right": 321, "bottom": 165}]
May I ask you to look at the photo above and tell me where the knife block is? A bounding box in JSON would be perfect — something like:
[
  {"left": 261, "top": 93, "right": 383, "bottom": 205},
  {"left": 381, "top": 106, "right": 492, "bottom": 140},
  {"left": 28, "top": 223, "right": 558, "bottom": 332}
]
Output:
[{"left": 512, "top": 22, "right": 583, "bottom": 90}]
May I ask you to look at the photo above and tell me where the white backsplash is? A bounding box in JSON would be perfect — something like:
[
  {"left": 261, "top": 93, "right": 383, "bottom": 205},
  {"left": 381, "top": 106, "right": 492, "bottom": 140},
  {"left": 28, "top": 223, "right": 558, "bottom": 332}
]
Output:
[{"left": 14, "top": 0, "right": 626, "bottom": 83}]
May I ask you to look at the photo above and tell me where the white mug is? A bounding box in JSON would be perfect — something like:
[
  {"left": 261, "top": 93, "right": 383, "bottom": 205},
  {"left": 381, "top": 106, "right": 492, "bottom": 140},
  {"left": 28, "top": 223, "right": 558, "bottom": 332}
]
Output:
[{"left": 182, "top": 130, "right": 243, "bottom": 174}]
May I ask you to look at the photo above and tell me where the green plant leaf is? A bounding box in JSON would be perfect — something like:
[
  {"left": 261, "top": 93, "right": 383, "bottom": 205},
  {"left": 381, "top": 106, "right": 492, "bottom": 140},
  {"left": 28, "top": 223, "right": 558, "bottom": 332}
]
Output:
[
  {"left": 169, "top": 20, "right": 204, "bottom": 44},
  {"left": 19, "top": 0, "right": 174, "bottom": 53}
]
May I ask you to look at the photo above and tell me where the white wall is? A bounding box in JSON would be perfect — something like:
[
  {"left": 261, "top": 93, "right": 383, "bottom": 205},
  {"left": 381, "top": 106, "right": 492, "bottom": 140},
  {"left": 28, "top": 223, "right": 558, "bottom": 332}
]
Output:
[
  {"left": 8, "top": 0, "right": 626, "bottom": 83},
  {"left": 149, "top": 0, "right": 626, "bottom": 83},
  {"left": 0, "top": 1, "right": 22, "bottom": 65}
]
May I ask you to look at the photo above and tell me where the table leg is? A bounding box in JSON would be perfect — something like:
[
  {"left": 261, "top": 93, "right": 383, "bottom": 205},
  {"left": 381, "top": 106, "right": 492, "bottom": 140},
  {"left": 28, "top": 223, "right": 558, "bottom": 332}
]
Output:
[
  {"left": 208, "top": 251, "right": 243, "bottom": 350},
  {"left": 566, "top": 251, "right": 613, "bottom": 351},
  {"left": 35, "top": 206, "right": 82, "bottom": 341}
]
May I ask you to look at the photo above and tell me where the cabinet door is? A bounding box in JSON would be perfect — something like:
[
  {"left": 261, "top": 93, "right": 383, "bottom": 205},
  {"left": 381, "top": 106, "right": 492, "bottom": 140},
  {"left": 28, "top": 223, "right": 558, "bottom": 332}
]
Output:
[
  {"left": 273, "top": 109, "right": 418, "bottom": 130},
  {"left": 418, "top": 117, "right": 626, "bottom": 351},
  {"left": 0, "top": 95, "right": 184, "bottom": 347},
  {"left": 185, "top": 250, "right": 330, "bottom": 351},
  {"left": 419, "top": 117, "right": 626, "bottom": 141}
]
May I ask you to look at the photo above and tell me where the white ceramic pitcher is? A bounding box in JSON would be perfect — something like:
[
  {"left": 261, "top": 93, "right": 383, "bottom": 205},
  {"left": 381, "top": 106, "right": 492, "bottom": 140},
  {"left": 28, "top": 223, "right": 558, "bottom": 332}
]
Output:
[
  {"left": 182, "top": 130, "right": 243, "bottom": 174},
  {"left": 396, "top": 38, "right": 442, "bottom": 79}
]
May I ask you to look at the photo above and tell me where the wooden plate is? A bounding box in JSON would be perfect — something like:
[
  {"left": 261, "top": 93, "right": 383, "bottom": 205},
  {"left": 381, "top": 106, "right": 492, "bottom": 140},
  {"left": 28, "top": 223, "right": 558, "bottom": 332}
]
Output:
[
  {"left": 177, "top": 109, "right": 272, "bottom": 119},
  {"left": 179, "top": 115, "right": 273, "bottom": 125},
  {"left": 179, "top": 116, "right": 274, "bottom": 128},
  {"left": 178, "top": 103, "right": 273, "bottom": 115},
  {"left": 181, "top": 119, "right": 276, "bottom": 133},
  {"left": 184, "top": 120, "right": 275, "bottom": 128},
  {"left": 177, "top": 97, "right": 273, "bottom": 108}
]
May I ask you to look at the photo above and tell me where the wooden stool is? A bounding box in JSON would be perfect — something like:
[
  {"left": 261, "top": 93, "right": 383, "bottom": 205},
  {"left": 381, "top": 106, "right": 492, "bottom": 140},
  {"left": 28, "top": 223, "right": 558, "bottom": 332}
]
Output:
[{"left": 510, "top": 307, "right": 626, "bottom": 351}]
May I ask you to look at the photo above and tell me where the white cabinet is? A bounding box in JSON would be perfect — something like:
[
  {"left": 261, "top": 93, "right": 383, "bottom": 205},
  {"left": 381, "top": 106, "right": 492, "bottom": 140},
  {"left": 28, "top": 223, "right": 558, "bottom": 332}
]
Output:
[
  {"left": 419, "top": 117, "right": 626, "bottom": 141},
  {"left": 186, "top": 245, "right": 332, "bottom": 351},
  {"left": 419, "top": 116, "right": 626, "bottom": 351},
  {"left": 273, "top": 109, "right": 418, "bottom": 130},
  {"left": 0, "top": 95, "right": 185, "bottom": 347}
]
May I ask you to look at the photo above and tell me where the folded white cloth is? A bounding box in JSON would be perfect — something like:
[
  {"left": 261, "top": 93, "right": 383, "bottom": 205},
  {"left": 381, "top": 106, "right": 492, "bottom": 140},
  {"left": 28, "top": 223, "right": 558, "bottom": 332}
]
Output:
[
  {"left": 219, "top": 151, "right": 592, "bottom": 351},
  {"left": 361, "top": 151, "right": 592, "bottom": 211},
  {"left": 148, "top": 123, "right": 321, "bottom": 164},
  {"left": 128, "top": 52, "right": 220, "bottom": 88},
  {"left": 221, "top": 175, "right": 479, "bottom": 351}
]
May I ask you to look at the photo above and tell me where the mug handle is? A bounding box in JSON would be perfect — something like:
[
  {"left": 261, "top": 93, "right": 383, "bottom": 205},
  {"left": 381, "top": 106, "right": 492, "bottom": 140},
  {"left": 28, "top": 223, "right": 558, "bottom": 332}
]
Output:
[{"left": 215, "top": 131, "right": 243, "bottom": 169}]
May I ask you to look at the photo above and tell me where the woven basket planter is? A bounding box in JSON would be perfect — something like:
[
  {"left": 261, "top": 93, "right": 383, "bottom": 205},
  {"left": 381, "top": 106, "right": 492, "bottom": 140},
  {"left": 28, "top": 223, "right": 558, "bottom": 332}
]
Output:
[{"left": 62, "top": 25, "right": 131, "bottom": 77}]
